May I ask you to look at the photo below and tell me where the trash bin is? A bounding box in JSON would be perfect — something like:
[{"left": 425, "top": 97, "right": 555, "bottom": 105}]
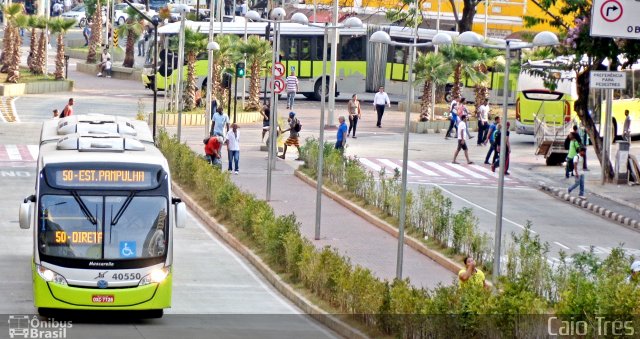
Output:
[{"left": 615, "top": 141, "right": 630, "bottom": 184}]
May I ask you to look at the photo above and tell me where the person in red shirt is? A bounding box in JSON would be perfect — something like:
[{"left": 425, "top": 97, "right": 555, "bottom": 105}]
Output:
[
  {"left": 60, "top": 98, "right": 74, "bottom": 117},
  {"left": 204, "top": 136, "right": 222, "bottom": 168}
]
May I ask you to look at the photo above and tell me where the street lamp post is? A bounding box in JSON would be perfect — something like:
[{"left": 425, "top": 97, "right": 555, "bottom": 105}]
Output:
[
  {"left": 451, "top": 30, "right": 559, "bottom": 280},
  {"left": 174, "top": 4, "right": 189, "bottom": 142},
  {"left": 370, "top": 30, "right": 453, "bottom": 279},
  {"left": 205, "top": 0, "right": 219, "bottom": 138},
  {"left": 299, "top": 17, "right": 363, "bottom": 240},
  {"left": 245, "top": 9, "right": 309, "bottom": 201}
]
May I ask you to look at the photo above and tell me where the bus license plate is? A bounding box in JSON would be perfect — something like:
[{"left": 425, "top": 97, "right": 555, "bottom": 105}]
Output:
[{"left": 92, "top": 295, "right": 114, "bottom": 303}]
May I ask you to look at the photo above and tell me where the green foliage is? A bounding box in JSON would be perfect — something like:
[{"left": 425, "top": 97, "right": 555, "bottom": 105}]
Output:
[
  {"left": 414, "top": 52, "right": 452, "bottom": 87},
  {"left": 159, "top": 131, "right": 640, "bottom": 336}
]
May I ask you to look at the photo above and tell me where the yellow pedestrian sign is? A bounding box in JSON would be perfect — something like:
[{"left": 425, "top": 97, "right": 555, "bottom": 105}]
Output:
[{"left": 113, "top": 30, "right": 119, "bottom": 46}]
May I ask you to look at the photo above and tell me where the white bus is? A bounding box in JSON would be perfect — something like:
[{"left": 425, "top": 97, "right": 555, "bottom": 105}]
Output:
[
  {"left": 19, "top": 114, "right": 186, "bottom": 317},
  {"left": 142, "top": 21, "right": 458, "bottom": 100}
]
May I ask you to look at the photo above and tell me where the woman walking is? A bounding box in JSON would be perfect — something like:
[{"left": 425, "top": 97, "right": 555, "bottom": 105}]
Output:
[{"left": 347, "top": 94, "right": 362, "bottom": 138}]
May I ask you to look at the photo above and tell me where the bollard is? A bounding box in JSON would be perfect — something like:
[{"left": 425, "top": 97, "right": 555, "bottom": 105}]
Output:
[{"left": 615, "top": 141, "right": 630, "bottom": 184}]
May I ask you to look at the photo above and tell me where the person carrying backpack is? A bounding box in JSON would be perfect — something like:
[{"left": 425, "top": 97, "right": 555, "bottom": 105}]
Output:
[
  {"left": 279, "top": 111, "right": 302, "bottom": 160},
  {"left": 484, "top": 116, "right": 500, "bottom": 164},
  {"left": 565, "top": 132, "right": 581, "bottom": 178},
  {"left": 445, "top": 103, "right": 458, "bottom": 139},
  {"left": 491, "top": 122, "right": 511, "bottom": 175}
]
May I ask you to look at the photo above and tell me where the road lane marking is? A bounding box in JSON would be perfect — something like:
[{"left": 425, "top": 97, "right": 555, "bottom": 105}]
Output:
[
  {"left": 378, "top": 158, "right": 414, "bottom": 175},
  {"left": 470, "top": 164, "right": 512, "bottom": 181},
  {"left": 407, "top": 161, "right": 439, "bottom": 176},
  {"left": 445, "top": 163, "right": 488, "bottom": 179},
  {"left": 358, "top": 158, "right": 381, "bottom": 172},
  {"left": 433, "top": 184, "right": 536, "bottom": 233},
  {"left": 27, "top": 145, "right": 39, "bottom": 160},
  {"left": 6, "top": 145, "right": 21, "bottom": 161},
  {"left": 423, "top": 161, "right": 463, "bottom": 178},
  {"left": 554, "top": 241, "right": 570, "bottom": 250}
]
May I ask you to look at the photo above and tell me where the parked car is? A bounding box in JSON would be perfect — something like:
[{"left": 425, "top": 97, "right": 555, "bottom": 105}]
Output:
[
  {"left": 61, "top": 5, "right": 107, "bottom": 27},
  {"left": 114, "top": 3, "right": 157, "bottom": 25}
]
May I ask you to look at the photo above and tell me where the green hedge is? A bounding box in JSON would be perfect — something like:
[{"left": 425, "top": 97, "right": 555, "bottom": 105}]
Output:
[
  {"left": 299, "top": 138, "right": 493, "bottom": 268},
  {"left": 159, "top": 131, "right": 640, "bottom": 337}
]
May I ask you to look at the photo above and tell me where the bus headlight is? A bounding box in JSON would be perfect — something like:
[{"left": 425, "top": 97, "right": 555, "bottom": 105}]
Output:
[
  {"left": 36, "top": 265, "right": 67, "bottom": 285},
  {"left": 139, "top": 267, "right": 170, "bottom": 286}
]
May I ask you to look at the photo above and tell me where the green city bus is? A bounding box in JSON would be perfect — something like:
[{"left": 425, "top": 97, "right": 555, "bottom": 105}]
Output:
[{"left": 19, "top": 114, "right": 186, "bottom": 317}]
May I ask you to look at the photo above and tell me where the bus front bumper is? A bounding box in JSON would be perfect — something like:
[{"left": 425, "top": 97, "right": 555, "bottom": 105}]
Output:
[{"left": 33, "top": 270, "right": 172, "bottom": 310}]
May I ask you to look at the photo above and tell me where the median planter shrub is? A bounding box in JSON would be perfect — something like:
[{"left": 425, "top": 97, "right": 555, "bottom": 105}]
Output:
[{"left": 159, "top": 132, "right": 640, "bottom": 337}]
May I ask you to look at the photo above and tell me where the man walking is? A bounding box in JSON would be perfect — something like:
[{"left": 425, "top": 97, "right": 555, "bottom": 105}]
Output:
[
  {"left": 484, "top": 116, "right": 500, "bottom": 164},
  {"left": 373, "top": 86, "right": 390, "bottom": 128},
  {"left": 225, "top": 123, "right": 240, "bottom": 174},
  {"left": 211, "top": 106, "right": 230, "bottom": 137},
  {"left": 567, "top": 147, "right": 587, "bottom": 199},
  {"left": 445, "top": 102, "right": 458, "bottom": 139},
  {"left": 279, "top": 112, "right": 302, "bottom": 160},
  {"left": 285, "top": 70, "right": 298, "bottom": 110},
  {"left": 452, "top": 114, "right": 473, "bottom": 165},
  {"left": 624, "top": 109, "right": 631, "bottom": 142},
  {"left": 477, "top": 99, "right": 490, "bottom": 145},
  {"left": 336, "top": 116, "right": 347, "bottom": 150}
]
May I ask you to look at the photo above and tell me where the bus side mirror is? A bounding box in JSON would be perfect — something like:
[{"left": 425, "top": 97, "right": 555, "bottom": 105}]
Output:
[
  {"left": 174, "top": 201, "right": 186, "bottom": 228},
  {"left": 19, "top": 195, "right": 35, "bottom": 230}
]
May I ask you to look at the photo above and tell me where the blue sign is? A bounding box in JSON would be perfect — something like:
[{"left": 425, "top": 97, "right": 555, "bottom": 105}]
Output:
[{"left": 119, "top": 241, "right": 136, "bottom": 258}]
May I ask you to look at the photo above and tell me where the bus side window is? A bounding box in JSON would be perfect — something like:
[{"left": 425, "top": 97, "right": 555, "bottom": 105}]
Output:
[
  {"left": 300, "top": 38, "right": 311, "bottom": 60},
  {"left": 339, "top": 36, "right": 364, "bottom": 61},
  {"left": 315, "top": 36, "right": 330, "bottom": 61},
  {"left": 288, "top": 38, "right": 299, "bottom": 61}
]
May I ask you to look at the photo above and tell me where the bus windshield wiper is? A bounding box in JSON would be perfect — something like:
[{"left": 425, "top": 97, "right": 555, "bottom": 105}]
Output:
[
  {"left": 111, "top": 192, "right": 136, "bottom": 226},
  {"left": 70, "top": 191, "right": 97, "bottom": 225}
]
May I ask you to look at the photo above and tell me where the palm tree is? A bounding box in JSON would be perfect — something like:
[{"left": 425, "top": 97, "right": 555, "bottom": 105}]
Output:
[
  {"left": 0, "top": 4, "right": 24, "bottom": 73},
  {"left": 86, "top": 0, "right": 103, "bottom": 64},
  {"left": 441, "top": 44, "right": 484, "bottom": 103},
  {"left": 33, "top": 17, "right": 49, "bottom": 76},
  {"left": 182, "top": 28, "right": 207, "bottom": 110},
  {"left": 472, "top": 48, "right": 500, "bottom": 113},
  {"left": 237, "top": 35, "right": 271, "bottom": 111},
  {"left": 118, "top": 7, "right": 143, "bottom": 68},
  {"left": 27, "top": 16, "right": 39, "bottom": 73},
  {"left": 212, "top": 34, "right": 240, "bottom": 108},
  {"left": 7, "top": 14, "right": 28, "bottom": 83},
  {"left": 414, "top": 52, "right": 453, "bottom": 120},
  {"left": 49, "top": 18, "right": 76, "bottom": 80}
]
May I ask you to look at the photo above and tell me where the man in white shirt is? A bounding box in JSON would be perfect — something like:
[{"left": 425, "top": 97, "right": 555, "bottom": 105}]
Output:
[
  {"left": 225, "top": 123, "right": 240, "bottom": 174},
  {"left": 477, "top": 99, "right": 490, "bottom": 145},
  {"left": 97, "top": 48, "right": 111, "bottom": 77},
  {"left": 373, "top": 86, "right": 390, "bottom": 128},
  {"left": 452, "top": 114, "right": 473, "bottom": 164},
  {"left": 285, "top": 71, "right": 298, "bottom": 109},
  {"left": 623, "top": 109, "right": 631, "bottom": 142}
]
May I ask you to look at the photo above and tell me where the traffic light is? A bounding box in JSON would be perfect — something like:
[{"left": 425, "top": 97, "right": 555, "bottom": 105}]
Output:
[
  {"left": 236, "top": 62, "right": 245, "bottom": 78},
  {"left": 222, "top": 72, "right": 233, "bottom": 89}
]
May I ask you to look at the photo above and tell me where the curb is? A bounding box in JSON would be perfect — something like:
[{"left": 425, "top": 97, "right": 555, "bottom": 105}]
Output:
[
  {"left": 538, "top": 183, "right": 640, "bottom": 231},
  {"left": 172, "top": 183, "right": 367, "bottom": 339},
  {"left": 294, "top": 170, "right": 465, "bottom": 277}
]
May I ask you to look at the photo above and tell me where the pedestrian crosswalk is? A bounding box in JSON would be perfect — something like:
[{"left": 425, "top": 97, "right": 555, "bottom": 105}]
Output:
[
  {"left": 0, "top": 145, "right": 38, "bottom": 162},
  {"left": 358, "top": 157, "right": 527, "bottom": 188}
]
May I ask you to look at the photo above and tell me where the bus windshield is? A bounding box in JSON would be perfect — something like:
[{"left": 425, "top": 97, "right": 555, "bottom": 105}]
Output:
[{"left": 38, "top": 194, "right": 168, "bottom": 260}]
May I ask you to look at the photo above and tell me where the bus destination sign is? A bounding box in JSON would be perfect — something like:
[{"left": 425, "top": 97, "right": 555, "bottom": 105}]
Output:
[{"left": 45, "top": 166, "right": 162, "bottom": 189}]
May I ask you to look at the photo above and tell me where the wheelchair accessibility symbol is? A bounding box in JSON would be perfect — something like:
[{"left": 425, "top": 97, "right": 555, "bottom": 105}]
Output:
[{"left": 119, "top": 241, "right": 136, "bottom": 258}]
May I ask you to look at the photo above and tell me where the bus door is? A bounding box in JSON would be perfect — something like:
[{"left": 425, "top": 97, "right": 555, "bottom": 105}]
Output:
[
  {"left": 283, "top": 37, "right": 312, "bottom": 79},
  {"left": 388, "top": 45, "right": 408, "bottom": 82}
]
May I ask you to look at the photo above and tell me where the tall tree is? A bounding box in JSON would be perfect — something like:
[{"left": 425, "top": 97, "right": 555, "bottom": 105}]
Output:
[
  {"left": 49, "top": 18, "right": 76, "bottom": 80},
  {"left": 117, "top": 7, "right": 143, "bottom": 68},
  {"left": 386, "top": 0, "right": 481, "bottom": 33},
  {"left": 212, "top": 34, "right": 240, "bottom": 109},
  {"left": 237, "top": 35, "right": 271, "bottom": 111},
  {"left": 182, "top": 28, "right": 207, "bottom": 110},
  {"left": 414, "top": 52, "right": 453, "bottom": 119},
  {"left": 27, "top": 15, "right": 39, "bottom": 73},
  {"left": 33, "top": 17, "right": 49, "bottom": 76},
  {"left": 473, "top": 47, "right": 501, "bottom": 113},
  {"left": 86, "top": 0, "right": 103, "bottom": 64},
  {"left": 441, "top": 44, "right": 485, "bottom": 102},
  {"left": 7, "top": 14, "right": 28, "bottom": 83},
  {"left": 0, "top": 4, "right": 24, "bottom": 73},
  {"left": 527, "top": 1, "right": 640, "bottom": 180}
]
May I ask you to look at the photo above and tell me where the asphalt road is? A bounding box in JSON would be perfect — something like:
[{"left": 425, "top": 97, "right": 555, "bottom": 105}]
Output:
[{"left": 0, "top": 122, "right": 336, "bottom": 338}]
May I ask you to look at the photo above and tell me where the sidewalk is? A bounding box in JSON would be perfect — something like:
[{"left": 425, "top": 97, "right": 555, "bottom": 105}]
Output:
[{"left": 169, "top": 124, "right": 457, "bottom": 289}]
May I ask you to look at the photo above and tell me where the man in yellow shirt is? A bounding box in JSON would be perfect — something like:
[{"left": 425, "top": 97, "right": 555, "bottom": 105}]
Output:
[{"left": 458, "top": 256, "right": 488, "bottom": 289}]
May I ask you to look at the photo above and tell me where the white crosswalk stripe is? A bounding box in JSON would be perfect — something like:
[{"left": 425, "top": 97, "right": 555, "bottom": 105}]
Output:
[
  {"left": 357, "top": 157, "right": 526, "bottom": 187},
  {"left": 378, "top": 158, "right": 414, "bottom": 175},
  {"left": 0, "top": 145, "right": 38, "bottom": 162},
  {"left": 422, "top": 161, "right": 463, "bottom": 178}
]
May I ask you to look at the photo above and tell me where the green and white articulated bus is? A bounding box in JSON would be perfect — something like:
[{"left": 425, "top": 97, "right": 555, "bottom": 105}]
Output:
[
  {"left": 19, "top": 114, "right": 186, "bottom": 317},
  {"left": 142, "top": 21, "right": 458, "bottom": 99}
]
